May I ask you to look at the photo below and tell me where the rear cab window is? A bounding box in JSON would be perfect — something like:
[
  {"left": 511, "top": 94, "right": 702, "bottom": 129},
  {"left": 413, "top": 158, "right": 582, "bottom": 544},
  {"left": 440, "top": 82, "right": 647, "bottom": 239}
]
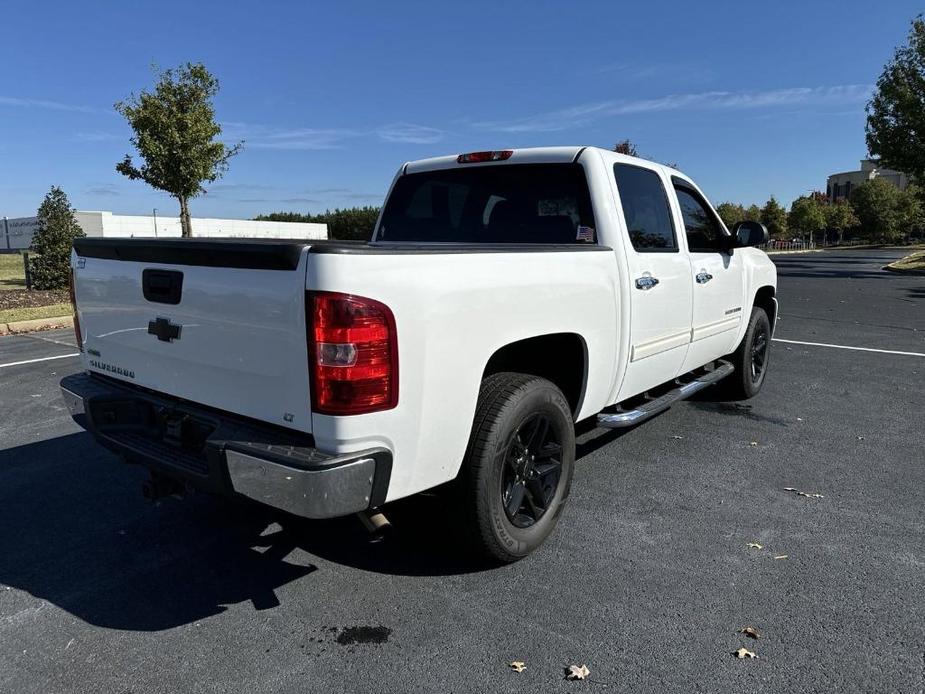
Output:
[{"left": 376, "top": 164, "right": 597, "bottom": 244}]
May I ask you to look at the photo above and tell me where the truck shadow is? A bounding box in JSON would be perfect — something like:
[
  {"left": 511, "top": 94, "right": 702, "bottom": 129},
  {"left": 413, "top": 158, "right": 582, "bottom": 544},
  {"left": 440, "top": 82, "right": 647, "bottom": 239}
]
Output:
[
  {"left": 0, "top": 420, "right": 651, "bottom": 632},
  {"left": 0, "top": 433, "right": 319, "bottom": 632},
  {"left": 3, "top": 431, "right": 564, "bottom": 631}
]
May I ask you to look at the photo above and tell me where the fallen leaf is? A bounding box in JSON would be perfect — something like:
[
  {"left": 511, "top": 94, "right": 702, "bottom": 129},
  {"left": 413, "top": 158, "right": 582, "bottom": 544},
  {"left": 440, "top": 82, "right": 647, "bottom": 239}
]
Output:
[
  {"left": 734, "top": 647, "right": 758, "bottom": 659},
  {"left": 739, "top": 626, "right": 760, "bottom": 640},
  {"left": 509, "top": 661, "right": 526, "bottom": 673},
  {"left": 784, "top": 488, "right": 824, "bottom": 499},
  {"left": 566, "top": 664, "right": 590, "bottom": 680},
  {"left": 774, "top": 555, "right": 788, "bottom": 560},
  {"left": 747, "top": 542, "right": 763, "bottom": 550}
]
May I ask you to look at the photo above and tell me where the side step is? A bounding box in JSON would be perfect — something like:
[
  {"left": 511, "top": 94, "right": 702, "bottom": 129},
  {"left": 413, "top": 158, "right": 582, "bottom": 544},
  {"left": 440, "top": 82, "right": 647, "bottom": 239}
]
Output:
[{"left": 596, "top": 360, "right": 734, "bottom": 429}]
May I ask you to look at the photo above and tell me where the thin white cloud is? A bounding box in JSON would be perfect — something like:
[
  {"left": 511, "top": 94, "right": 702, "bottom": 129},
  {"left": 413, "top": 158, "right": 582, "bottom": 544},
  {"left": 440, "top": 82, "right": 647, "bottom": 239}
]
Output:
[
  {"left": 474, "top": 84, "right": 874, "bottom": 133},
  {"left": 0, "top": 96, "right": 108, "bottom": 114},
  {"left": 251, "top": 128, "right": 360, "bottom": 150},
  {"left": 221, "top": 121, "right": 357, "bottom": 150},
  {"left": 85, "top": 183, "right": 121, "bottom": 196},
  {"left": 376, "top": 123, "right": 445, "bottom": 144},
  {"left": 223, "top": 120, "right": 446, "bottom": 150}
]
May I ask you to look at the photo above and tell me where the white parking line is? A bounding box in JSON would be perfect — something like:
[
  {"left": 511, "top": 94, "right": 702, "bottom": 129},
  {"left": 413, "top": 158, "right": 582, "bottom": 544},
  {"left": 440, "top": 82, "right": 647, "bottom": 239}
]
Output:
[
  {"left": 773, "top": 338, "right": 925, "bottom": 358},
  {"left": 0, "top": 353, "right": 80, "bottom": 369}
]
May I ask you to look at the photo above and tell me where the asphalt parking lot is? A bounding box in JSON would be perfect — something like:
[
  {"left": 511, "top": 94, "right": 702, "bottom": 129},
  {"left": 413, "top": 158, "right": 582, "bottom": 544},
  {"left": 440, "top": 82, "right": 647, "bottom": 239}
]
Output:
[{"left": 1, "top": 248, "right": 922, "bottom": 693}]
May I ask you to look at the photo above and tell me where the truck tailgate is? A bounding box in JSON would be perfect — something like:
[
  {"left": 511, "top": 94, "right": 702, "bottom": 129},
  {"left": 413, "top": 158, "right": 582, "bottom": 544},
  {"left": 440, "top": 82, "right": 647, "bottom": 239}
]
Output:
[{"left": 72, "top": 239, "right": 313, "bottom": 433}]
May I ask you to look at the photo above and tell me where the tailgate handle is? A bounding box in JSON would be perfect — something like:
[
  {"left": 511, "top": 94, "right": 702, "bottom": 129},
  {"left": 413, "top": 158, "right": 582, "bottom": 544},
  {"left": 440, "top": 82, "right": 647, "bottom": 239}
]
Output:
[{"left": 142, "top": 269, "right": 183, "bottom": 305}]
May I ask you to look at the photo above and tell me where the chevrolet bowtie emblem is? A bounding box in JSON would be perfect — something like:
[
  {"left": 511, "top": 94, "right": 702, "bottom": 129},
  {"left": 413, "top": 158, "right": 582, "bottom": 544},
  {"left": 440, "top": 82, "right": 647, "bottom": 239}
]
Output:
[{"left": 148, "top": 317, "right": 182, "bottom": 342}]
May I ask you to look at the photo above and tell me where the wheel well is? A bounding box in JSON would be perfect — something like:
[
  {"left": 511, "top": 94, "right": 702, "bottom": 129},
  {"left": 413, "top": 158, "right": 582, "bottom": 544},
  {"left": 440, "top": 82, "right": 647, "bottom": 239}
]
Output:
[
  {"left": 482, "top": 333, "right": 587, "bottom": 417},
  {"left": 754, "top": 286, "right": 777, "bottom": 329}
]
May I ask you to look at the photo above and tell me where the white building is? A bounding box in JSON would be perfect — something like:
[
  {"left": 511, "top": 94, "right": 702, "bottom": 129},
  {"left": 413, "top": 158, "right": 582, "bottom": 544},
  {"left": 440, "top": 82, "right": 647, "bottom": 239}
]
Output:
[
  {"left": 827, "top": 159, "right": 910, "bottom": 202},
  {"left": 1, "top": 210, "right": 328, "bottom": 250}
]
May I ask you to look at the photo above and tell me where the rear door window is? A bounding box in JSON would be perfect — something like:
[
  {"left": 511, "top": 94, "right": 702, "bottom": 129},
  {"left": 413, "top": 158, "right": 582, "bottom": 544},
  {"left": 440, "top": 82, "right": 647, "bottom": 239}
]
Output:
[
  {"left": 377, "top": 164, "right": 596, "bottom": 244},
  {"left": 613, "top": 164, "right": 677, "bottom": 252}
]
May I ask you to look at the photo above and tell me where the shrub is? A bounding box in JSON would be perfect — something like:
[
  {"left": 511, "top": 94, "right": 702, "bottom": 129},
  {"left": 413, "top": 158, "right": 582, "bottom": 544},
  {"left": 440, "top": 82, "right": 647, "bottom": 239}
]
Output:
[{"left": 30, "top": 186, "right": 85, "bottom": 290}]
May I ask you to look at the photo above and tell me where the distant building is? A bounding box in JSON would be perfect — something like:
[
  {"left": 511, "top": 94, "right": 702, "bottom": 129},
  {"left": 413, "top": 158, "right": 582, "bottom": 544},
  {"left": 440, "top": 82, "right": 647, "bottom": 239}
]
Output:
[
  {"left": 1, "top": 210, "right": 328, "bottom": 251},
  {"left": 827, "top": 159, "right": 910, "bottom": 202}
]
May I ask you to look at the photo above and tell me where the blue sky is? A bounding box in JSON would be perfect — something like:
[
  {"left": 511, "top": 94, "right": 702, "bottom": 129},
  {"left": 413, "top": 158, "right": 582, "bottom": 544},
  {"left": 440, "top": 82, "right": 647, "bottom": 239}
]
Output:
[{"left": 0, "top": 1, "right": 920, "bottom": 219}]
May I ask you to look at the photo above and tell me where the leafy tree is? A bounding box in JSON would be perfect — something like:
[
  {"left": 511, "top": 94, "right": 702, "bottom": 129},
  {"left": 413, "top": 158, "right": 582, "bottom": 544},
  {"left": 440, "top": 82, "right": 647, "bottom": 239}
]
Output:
[
  {"left": 849, "top": 177, "right": 902, "bottom": 241},
  {"left": 716, "top": 202, "right": 747, "bottom": 229},
  {"left": 115, "top": 63, "right": 242, "bottom": 237},
  {"left": 745, "top": 204, "right": 761, "bottom": 222},
  {"left": 613, "top": 140, "right": 639, "bottom": 156},
  {"left": 825, "top": 200, "right": 859, "bottom": 244},
  {"left": 788, "top": 195, "right": 827, "bottom": 238},
  {"left": 256, "top": 206, "right": 381, "bottom": 241},
  {"left": 897, "top": 184, "right": 925, "bottom": 234},
  {"left": 30, "top": 186, "right": 85, "bottom": 290},
  {"left": 866, "top": 16, "right": 925, "bottom": 183},
  {"left": 760, "top": 196, "right": 788, "bottom": 238}
]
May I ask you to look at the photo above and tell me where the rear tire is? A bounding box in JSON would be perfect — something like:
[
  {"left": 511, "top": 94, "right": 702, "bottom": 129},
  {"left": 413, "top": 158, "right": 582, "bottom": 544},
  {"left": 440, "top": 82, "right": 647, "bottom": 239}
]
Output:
[
  {"left": 722, "top": 306, "right": 771, "bottom": 400},
  {"left": 457, "top": 372, "right": 575, "bottom": 563}
]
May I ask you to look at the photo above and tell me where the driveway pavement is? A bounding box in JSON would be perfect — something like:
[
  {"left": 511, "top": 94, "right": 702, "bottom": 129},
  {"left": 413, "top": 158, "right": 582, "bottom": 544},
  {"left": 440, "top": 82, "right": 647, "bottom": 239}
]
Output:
[{"left": 0, "top": 248, "right": 922, "bottom": 693}]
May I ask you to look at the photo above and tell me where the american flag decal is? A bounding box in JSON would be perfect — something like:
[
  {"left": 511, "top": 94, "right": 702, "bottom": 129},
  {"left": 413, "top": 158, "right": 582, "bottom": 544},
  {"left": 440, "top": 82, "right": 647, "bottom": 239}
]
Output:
[{"left": 576, "top": 225, "right": 595, "bottom": 242}]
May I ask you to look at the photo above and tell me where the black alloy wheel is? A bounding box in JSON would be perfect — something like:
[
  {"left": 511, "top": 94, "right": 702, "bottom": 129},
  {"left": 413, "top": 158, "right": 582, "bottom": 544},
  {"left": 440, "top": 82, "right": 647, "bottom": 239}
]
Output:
[{"left": 501, "top": 414, "right": 563, "bottom": 528}]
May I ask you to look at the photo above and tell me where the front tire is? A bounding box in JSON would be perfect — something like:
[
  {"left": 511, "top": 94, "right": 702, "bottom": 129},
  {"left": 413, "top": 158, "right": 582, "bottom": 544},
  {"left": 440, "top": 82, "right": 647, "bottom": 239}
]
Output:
[
  {"left": 722, "top": 306, "right": 771, "bottom": 399},
  {"left": 458, "top": 372, "right": 575, "bottom": 563}
]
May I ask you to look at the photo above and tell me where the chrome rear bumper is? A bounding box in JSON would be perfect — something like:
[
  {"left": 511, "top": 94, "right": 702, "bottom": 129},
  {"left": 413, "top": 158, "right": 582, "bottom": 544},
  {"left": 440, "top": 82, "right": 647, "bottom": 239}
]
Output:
[{"left": 60, "top": 372, "right": 391, "bottom": 519}]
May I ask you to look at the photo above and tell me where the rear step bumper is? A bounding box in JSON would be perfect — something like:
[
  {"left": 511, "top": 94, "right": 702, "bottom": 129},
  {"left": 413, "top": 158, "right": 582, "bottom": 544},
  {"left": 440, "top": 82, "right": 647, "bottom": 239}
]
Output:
[
  {"left": 60, "top": 372, "right": 391, "bottom": 519},
  {"left": 596, "top": 360, "right": 734, "bottom": 429}
]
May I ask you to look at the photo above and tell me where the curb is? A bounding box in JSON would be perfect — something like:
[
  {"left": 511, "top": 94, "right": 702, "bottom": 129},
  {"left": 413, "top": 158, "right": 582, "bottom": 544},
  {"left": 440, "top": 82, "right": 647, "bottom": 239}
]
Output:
[
  {"left": 765, "top": 249, "right": 824, "bottom": 256},
  {"left": 0, "top": 315, "right": 73, "bottom": 336},
  {"left": 883, "top": 265, "right": 925, "bottom": 276}
]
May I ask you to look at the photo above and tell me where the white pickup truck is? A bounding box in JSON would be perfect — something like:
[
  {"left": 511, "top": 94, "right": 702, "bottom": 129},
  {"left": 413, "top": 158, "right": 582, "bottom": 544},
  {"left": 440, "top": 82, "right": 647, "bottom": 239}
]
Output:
[{"left": 62, "top": 146, "right": 776, "bottom": 562}]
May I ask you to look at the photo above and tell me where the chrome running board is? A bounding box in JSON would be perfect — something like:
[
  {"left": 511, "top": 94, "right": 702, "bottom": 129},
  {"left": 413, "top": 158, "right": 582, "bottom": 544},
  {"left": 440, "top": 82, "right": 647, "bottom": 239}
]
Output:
[{"left": 596, "top": 360, "right": 734, "bottom": 429}]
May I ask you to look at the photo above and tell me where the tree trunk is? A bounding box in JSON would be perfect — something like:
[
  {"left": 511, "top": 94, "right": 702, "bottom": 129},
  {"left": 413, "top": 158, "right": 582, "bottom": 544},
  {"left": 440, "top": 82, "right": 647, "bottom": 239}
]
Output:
[{"left": 179, "top": 196, "right": 192, "bottom": 238}]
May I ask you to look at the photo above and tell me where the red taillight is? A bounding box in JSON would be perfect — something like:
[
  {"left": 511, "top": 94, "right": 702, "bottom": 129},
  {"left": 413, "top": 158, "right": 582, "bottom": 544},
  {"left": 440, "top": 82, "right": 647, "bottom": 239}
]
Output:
[
  {"left": 68, "top": 269, "right": 83, "bottom": 352},
  {"left": 457, "top": 150, "right": 513, "bottom": 164},
  {"left": 308, "top": 291, "right": 398, "bottom": 416}
]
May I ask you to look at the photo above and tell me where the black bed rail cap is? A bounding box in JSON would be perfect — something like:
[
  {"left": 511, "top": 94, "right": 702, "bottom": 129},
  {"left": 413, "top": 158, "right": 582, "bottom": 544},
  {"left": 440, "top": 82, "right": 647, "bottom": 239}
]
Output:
[{"left": 73, "top": 237, "right": 312, "bottom": 270}]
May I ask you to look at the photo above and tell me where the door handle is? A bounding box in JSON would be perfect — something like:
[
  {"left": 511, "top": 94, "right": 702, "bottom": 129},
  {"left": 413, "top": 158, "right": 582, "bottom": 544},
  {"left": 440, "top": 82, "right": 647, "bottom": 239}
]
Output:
[
  {"left": 695, "top": 270, "right": 713, "bottom": 284},
  {"left": 635, "top": 275, "right": 660, "bottom": 290}
]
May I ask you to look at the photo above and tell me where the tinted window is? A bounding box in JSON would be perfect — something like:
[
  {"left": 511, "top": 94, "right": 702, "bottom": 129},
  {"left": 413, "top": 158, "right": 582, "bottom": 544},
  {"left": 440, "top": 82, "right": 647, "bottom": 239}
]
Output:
[
  {"left": 674, "top": 185, "right": 724, "bottom": 252},
  {"left": 377, "top": 164, "right": 596, "bottom": 244},
  {"left": 613, "top": 164, "right": 677, "bottom": 251}
]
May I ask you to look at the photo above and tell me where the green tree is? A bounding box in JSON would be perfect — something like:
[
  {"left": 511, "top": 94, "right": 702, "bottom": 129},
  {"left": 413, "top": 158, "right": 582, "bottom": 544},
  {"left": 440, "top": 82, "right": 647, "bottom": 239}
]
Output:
[
  {"left": 866, "top": 16, "right": 925, "bottom": 183},
  {"left": 897, "top": 184, "right": 925, "bottom": 234},
  {"left": 115, "top": 63, "right": 242, "bottom": 237},
  {"left": 256, "top": 206, "right": 382, "bottom": 241},
  {"left": 788, "top": 195, "right": 827, "bottom": 239},
  {"left": 825, "top": 200, "right": 860, "bottom": 245},
  {"left": 760, "top": 196, "right": 788, "bottom": 238},
  {"left": 716, "top": 202, "right": 747, "bottom": 230},
  {"left": 30, "top": 186, "right": 85, "bottom": 290},
  {"left": 745, "top": 204, "right": 761, "bottom": 222},
  {"left": 849, "top": 177, "right": 902, "bottom": 241}
]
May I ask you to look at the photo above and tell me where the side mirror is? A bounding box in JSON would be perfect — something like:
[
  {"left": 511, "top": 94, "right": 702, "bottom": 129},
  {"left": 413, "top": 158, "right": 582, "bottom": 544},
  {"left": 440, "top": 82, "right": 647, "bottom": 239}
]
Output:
[{"left": 733, "top": 220, "right": 768, "bottom": 247}]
